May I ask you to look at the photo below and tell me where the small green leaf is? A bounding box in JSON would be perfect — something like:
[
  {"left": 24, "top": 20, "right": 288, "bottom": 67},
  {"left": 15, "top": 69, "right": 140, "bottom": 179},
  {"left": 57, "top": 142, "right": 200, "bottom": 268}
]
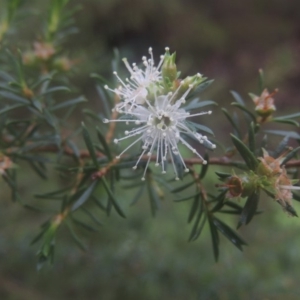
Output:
[
  {"left": 188, "top": 198, "right": 204, "bottom": 241},
  {"left": 231, "top": 134, "right": 258, "bottom": 170},
  {"left": 188, "top": 79, "right": 214, "bottom": 98},
  {"left": 50, "top": 96, "right": 86, "bottom": 111},
  {"left": 71, "top": 181, "right": 98, "bottom": 211},
  {"left": 231, "top": 102, "right": 256, "bottom": 123},
  {"left": 238, "top": 190, "right": 260, "bottom": 228},
  {"left": 41, "top": 86, "right": 70, "bottom": 97},
  {"left": 83, "top": 109, "right": 103, "bottom": 122},
  {"left": 0, "top": 103, "right": 26, "bottom": 115},
  {"left": 258, "top": 69, "right": 264, "bottom": 93},
  {"left": 96, "top": 127, "right": 112, "bottom": 160},
  {"left": 81, "top": 208, "right": 103, "bottom": 226},
  {"left": 199, "top": 153, "right": 209, "bottom": 179},
  {"left": 90, "top": 73, "right": 109, "bottom": 84},
  {"left": 0, "top": 91, "right": 30, "bottom": 104},
  {"left": 271, "top": 118, "right": 299, "bottom": 127},
  {"left": 210, "top": 190, "right": 227, "bottom": 213},
  {"left": 274, "top": 136, "right": 289, "bottom": 158},
  {"left": 281, "top": 146, "right": 300, "bottom": 166},
  {"left": 146, "top": 179, "right": 161, "bottom": 217},
  {"left": 101, "top": 177, "right": 126, "bottom": 218},
  {"left": 208, "top": 214, "right": 220, "bottom": 261},
  {"left": 213, "top": 217, "right": 247, "bottom": 251},
  {"left": 188, "top": 194, "right": 200, "bottom": 223},
  {"left": 248, "top": 122, "right": 256, "bottom": 153},
  {"left": 72, "top": 218, "right": 99, "bottom": 232},
  {"left": 29, "top": 161, "right": 48, "bottom": 180},
  {"left": 174, "top": 192, "right": 200, "bottom": 202},
  {"left": 222, "top": 108, "right": 242, "bottom": 138},
  {"left": 230, "top": 90, "right": 245, "bottom": 106},
  {"left": 215, "top": 171, "right": 231, "bottom": 180},
  {"left": 171, "top": 180, "right": 194, "bottom": 193},
  {"left": 183, "top": 99, "right": 217, "bottom": 111},
  {"left": 185, "top": 121, "right": 214, "bottom": 136},
  {"left": 274, "top": 112, "right": 300, "bottom": 119},
  {"left": 82, "top": 122, "right": 99, "bottom": 168},
  {"left": 265, "top": 130, "right": 300, "bottom": 140},
  {"left": 66, "top": 222, "right": 87, "bottom": 251},
  {"left": 130, "top": 185, "right": 145, "bottom": 206}
]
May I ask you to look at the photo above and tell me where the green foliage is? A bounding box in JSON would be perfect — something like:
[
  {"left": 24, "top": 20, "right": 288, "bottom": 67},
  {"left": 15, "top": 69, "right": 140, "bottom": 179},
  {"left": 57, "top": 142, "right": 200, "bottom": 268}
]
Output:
[{"left": 0, "top": 0, "right": 300, "bottom": 271}]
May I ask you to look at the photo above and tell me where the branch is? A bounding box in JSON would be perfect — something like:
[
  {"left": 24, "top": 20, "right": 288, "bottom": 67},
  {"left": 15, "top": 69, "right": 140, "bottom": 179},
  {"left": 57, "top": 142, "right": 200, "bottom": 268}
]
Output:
[{"left": 7, "top": 142, "right": 299, "bottom": 169}]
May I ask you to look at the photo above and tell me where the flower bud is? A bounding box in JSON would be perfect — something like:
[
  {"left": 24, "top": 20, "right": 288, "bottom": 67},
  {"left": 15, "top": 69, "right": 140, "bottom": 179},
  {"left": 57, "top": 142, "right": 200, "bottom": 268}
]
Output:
[
  {"left": 250, "top": 88, "right": 277, "bottom": 118},
  {"left": 162, "top": 48, "right": 177, "bottom": 84},
  {"left": 53, "top": 57, "right": 73, "bottom": 72},
  {"left": 257, "top": 148, "right": 284, "bottom": 177},
  {"left": 227, "top": 175, "right": 243, "bottom": 198}
]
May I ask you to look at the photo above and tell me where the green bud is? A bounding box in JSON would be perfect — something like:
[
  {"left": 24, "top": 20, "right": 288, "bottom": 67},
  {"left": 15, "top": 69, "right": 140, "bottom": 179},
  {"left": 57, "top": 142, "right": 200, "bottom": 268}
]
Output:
[
  {"left": 175, "top": 73, "right": 206, "bottom": 99},
  {"left": 162, "top": 48, "right": 177, "bottom": 85}
]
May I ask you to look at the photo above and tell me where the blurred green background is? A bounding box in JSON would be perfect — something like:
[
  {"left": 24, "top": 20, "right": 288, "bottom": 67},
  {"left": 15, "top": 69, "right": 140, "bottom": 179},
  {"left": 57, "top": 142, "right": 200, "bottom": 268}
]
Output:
[{"left": 1, "top": 0, "right": 300, "bottom": 299}]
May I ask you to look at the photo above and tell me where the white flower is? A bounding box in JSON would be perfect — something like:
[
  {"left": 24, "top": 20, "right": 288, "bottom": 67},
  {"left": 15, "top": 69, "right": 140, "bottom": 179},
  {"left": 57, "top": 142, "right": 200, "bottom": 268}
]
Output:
[
  {"left": 104, "top": 47, "right": 166, "bottom": 112},
  {"left": 104, "top": 84, "right": 216, "bottom": 180}
]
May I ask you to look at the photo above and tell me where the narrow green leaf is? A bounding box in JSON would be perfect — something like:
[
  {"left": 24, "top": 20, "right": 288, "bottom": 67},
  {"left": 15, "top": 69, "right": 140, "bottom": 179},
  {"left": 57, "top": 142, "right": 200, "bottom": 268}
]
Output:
[
  {"left": 222, "top": 108, "right": 242, "bottom": 138},
  {"left": 92, "top": 195, "right": 107, "bottom": 211},
  {"left": 71, "top": 181, "right": 98, "bottom": 211},
  {"left": 50, "top": 96, "right": 86, "bottom": 111},
  {"left": 231, "top": 102, "right": 256, "bottom": 123},
  {"left": 31, "top": 224, "right": 50, "bottom": 245},
  {"left": 183, "top": 99, "right": 217, "bottom": 111},
  {"left": 215, "top": 171, "right": 231, "bottom": 179},
  {"left": 210, "top": 190, "right": 227, "bottom": 213},
  {"left": 208, "top": 214, "right": 219, "bottom": 261},
  {"left": 130, "top": 185, "right": 145, "bottom": 206},
  {"left": 0, "top": 91, "right": 29, "bottom": 104},
  {"left": 82, "top": 122, "right": 99, "bottom": 168},
  {"left": 96, "top": 127, "right": 112, "bottom": 160},
  {"left": 274, "top": 136, "right": 289, "bottom": 158},
  {"left": 265, "top": 130, "right": 300, "bottom": 140},
  {"left": 41, "top": 86, "right": 70, "bottom": 96},
  {"left": 188, "top": 194, "right": 200, "bottom": 223},
  {"left": 34, "top": 186, "right": 71, "bottom": 199},
  {"left": 237, "top": 190, "right": 260, "bottom": 228},
  {"left": 66, "top": 222, "right": 87, "bottom": 251},
  {"left": 81, "top": 208, "right": 103, "bottom": 226},
  {"left": 146, "top": 179, "right": 161, "bottom": 217},
  {"left": 0, "top": 103, "right": 26, "bottom": 115},
  {"left": 231, "top": 134, "right": 258, "bottom": 170},
  {"left": 189, "top": 199, "right": 203, "bottom": 241},
  {"left": 29, "top": 161, "right": 48, "bottom": 180},
  {"left": 72, "top": 218, "right": 99, "bottom": 232},
  {"left": 274, "top": 112, "right": 300, "bottom": 120},
  {"left": 213, "top": 217, "right": 247, "bottom": 251},
  {"left": 271, "top": 118, "right": 299, "bottom": 127},
  {"left": 188, "top": 79, "right": 214, "bottom": 98},
  {"left": 248, "top": 122, "right": 256, "bottom": 153},
  {"left": 230, "top": 90, "right": 245, "bottom": 106},
  {"left": 101, "top": 177, "right": 126, "bottom": 218},
  {"left": 66, "top": 139, "right": 80, "bottom": 159},
  {"left": 258, "top": 69, "right": 264, "bottom": 93},
  {"left": 174, "top": 192, "right": 200, "bottom": 202},
  {"left": 199, "top": 153, "right": 209, "bottom": 179},
  {"left": 292, "top": 192, "right": 300, "bottom": 202},
  {"left": 90, "top": 73, "right": 109, "bottom": 85},
  {"left": 281, "top": 146, "right": 300, "bottom": 166},
  {"left": 171, "top": 180, "right": 194, "bottom": 193}
]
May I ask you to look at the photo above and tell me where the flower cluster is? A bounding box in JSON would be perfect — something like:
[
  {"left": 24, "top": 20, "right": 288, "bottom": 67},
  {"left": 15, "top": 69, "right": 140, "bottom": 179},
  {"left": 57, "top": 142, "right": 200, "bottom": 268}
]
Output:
[
  {"left": 220, "top": 149, "right": 300, "bottom": 216},
  {"left": 104, "top": 48, "right": 216, "bottom": 180},
  {"left": 258, "top": 149, "right": 300, "bottom": 214}
]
